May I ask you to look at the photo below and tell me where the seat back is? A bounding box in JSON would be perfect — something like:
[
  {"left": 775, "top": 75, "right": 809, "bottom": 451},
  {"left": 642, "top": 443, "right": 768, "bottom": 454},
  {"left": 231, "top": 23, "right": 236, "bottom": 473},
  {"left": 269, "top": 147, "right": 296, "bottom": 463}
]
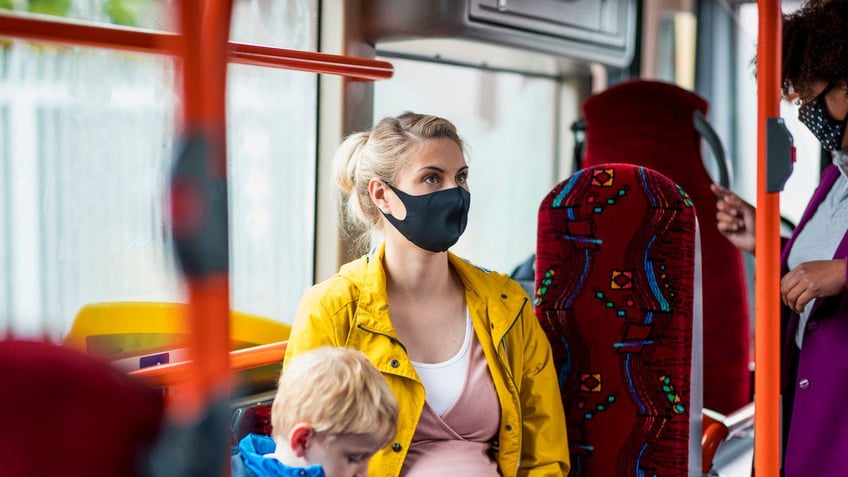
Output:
[
  {"left": 581, "top": 79, "right": 750, "bottom": 414},
  {"left": 64, "top": 302, "right": 291, "bottom": 397},
  {"left": 0, "top": 339, "right": 164, "bottom": 477},
  {"left": 535, "top": 164, "right": 702, "bottom": 476}
]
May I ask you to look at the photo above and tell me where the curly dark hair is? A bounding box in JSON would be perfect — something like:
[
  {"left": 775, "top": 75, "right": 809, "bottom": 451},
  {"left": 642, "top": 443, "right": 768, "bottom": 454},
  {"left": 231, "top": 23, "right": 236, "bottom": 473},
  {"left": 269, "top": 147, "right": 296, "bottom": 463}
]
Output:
[{"left": 781, "top": 0, "right": 848, "bottom": 99}]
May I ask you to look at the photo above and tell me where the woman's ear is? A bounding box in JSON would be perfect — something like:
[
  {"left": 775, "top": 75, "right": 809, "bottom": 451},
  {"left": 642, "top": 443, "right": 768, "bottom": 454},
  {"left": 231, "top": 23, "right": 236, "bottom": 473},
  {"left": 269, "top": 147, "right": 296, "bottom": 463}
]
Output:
[
  {"left": 369, "top": 178, "right": 390, "bottom": 214},
  {"left": 288, "top": 423, "right": 313, "bottom": 458}
]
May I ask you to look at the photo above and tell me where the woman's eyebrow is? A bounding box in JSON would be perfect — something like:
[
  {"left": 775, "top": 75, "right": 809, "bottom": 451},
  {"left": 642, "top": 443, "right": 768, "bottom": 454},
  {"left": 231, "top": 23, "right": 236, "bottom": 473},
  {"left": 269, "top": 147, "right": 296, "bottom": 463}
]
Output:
[{"left": 415, "top": 165, "right": 469, "bottom": 174}]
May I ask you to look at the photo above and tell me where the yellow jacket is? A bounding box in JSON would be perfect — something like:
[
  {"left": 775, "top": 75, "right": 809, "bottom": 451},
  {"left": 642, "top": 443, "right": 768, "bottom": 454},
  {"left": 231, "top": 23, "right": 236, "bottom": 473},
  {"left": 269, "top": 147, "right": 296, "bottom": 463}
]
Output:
[{"left": 285, "top": 243, "right": 570, "bottom": 476}]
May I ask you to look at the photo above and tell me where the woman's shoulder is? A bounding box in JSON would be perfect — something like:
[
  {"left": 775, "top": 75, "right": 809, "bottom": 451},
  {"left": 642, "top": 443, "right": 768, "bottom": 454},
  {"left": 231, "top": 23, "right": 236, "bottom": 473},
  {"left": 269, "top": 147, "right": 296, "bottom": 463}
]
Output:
[
  {"left": 450, "top": 253, "right": 526, "bottom": 294},
  {"left": 298, "top": 255, "right": 370, "bottom": 309},
  {"left": 450, "top": 253, "right": 505, "bottom": 277},
  {"left": 300, "top": 273, "right": 359, "bottom": 309}
]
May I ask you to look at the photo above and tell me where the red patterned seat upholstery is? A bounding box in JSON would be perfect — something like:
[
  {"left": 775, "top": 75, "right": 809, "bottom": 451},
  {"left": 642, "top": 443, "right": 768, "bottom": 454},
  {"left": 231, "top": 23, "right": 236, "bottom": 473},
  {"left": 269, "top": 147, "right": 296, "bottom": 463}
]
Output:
[
  {"left": 581, "top": 79, "right": 750, "bottom": 414},
  {"left": 536, "top": 164, "right": 702, "bottom": 476}
]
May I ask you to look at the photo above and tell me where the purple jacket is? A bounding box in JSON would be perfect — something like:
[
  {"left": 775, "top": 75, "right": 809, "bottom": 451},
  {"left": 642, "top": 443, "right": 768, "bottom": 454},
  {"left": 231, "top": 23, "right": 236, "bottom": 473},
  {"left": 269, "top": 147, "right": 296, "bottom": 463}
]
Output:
[{"left": 781, "top": 165, "right": 848, "bottom": 477}]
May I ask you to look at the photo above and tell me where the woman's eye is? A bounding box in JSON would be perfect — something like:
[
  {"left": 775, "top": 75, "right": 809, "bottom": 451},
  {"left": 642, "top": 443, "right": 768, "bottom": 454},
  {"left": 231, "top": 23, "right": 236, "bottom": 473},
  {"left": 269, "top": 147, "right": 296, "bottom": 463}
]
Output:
[
  {"left": 457, "top": 173, "right": 467, "bottom": 184},
  {"left": 423, "top": 175, "right": 439, "bottom": 184}
]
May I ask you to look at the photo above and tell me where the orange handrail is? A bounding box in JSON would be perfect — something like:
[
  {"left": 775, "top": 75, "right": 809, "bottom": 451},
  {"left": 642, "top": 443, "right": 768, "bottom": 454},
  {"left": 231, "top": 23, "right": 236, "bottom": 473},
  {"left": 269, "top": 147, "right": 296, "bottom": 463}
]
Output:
[
  {"left": 755, "top": 1, "right": 782, "bottom": 476},
  {"left": 129, "top": 341, "right": 288, "bottom": 388},
  {"left": 701, "top": 403, "right": 756, "bottom": 473},
  {"left": 172, "top": 0, "right": 233, "bottom": 420},
  {"left": 230, "top": 42, "right": 393, "bottom": 80},
  {"left": 0, "top": 13, "right": 394, "bottom": 81},
  {"left": 701, "top": 420, "right": 730, "bottom": 474},
  {"left": 230, "top": 341, "right": 287, "bottom": 372},
  {"left": 0, "top": 13, "right": 179, "bottom": 53}
]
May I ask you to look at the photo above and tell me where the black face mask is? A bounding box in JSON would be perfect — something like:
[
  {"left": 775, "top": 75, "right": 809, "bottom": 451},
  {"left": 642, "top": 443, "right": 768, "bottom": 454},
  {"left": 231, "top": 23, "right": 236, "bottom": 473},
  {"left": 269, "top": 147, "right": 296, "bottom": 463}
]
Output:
[
  {"left": 381, "top": 182, "right": 471, "bottom": 253},
  {"left": 799, "top": 86, "right": 848, "bottom": 151}
]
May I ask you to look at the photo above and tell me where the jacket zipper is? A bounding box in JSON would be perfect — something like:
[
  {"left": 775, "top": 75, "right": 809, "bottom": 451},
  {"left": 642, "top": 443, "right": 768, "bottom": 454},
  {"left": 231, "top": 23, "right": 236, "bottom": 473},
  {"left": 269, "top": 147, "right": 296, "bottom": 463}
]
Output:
[
  {"left": 356, "top": 322, "right": 408, "bottom": 354},
  {"left": 356, "top": 322, "right": 412, "bottom": 477},
  {"left": 496, "top": 297, "right": 525, "bottom": 477}
]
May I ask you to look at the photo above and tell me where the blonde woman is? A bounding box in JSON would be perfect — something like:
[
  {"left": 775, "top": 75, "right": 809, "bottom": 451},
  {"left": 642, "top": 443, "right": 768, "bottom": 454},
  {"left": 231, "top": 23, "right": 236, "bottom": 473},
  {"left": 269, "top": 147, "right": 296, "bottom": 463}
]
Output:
[{"left": 286, "top": 112, "right": 570, "bottom": 476}]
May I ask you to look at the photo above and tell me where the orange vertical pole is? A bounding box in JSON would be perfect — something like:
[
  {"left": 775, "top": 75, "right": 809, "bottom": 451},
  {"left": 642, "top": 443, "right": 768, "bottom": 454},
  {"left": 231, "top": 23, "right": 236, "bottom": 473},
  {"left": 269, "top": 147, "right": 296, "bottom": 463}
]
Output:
[
  {"left": 174, "top": 0, "right": 234, "bottom": 419},
  {"left": 755, "top": 1, "right": 782, "bottom": 476}
]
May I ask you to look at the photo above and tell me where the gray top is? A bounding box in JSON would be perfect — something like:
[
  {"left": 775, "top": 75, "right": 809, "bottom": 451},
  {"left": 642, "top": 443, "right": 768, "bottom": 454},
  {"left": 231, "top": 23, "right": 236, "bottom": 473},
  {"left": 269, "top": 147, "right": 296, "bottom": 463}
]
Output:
[{"left": 787, "top": 170, "right": 848, "bottom": 348}]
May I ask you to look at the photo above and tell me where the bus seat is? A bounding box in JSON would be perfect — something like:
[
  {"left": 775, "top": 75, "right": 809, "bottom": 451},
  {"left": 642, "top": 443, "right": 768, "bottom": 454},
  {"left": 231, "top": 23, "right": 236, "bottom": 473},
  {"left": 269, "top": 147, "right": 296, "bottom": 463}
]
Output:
[
  {"left": 580, "top": 79, "right": 751, "bottom": 415},
  {"left": 64, "top": 301, "right": 291, "bottom": 354},
  {"left": 510, "top": 254, "right": 536, "bottom": 297},
  {"left": 535, "top": 164, "right": 702, "bottom": 476},
  {"left": 232, "top": 400, "right": 274, "bottom": 441},
  {"left": 0, "top": 339, "right": 164, "bottom": 477},
  {"left": 64, "top": 301, "right": 291, "bottom": 395}
]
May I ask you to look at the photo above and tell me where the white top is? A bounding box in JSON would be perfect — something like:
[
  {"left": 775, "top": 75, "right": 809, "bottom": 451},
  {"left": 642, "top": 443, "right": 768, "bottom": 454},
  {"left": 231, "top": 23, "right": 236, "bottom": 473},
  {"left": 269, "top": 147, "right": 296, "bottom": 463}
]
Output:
[{"left": 411, "top": 311, "right": 472, "bottom": 416}]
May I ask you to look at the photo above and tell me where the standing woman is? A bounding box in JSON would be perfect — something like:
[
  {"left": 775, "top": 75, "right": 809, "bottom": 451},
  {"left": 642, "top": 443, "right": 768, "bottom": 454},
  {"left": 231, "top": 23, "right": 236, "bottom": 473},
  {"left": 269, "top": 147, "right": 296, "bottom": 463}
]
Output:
[
  {"left": 285, "top": 112, "right": 569, "bottom": 476},
  {"left": 711, "top": 1, "right": 848, "bottom": 475}
]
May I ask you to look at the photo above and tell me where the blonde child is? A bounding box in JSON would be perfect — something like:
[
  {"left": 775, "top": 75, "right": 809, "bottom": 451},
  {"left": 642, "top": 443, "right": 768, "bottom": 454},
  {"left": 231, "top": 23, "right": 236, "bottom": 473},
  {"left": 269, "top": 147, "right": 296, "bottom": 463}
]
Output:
[{"left": 232, "top": 346, "right": 398, "bottom": 477}]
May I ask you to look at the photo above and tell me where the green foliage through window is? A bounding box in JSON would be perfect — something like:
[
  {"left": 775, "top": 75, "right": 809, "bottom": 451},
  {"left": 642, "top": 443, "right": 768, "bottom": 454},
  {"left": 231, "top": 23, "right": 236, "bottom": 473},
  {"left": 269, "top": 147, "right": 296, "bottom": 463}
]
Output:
[{"left": 27, "top": 0, "right": 71, "bottom": 16}]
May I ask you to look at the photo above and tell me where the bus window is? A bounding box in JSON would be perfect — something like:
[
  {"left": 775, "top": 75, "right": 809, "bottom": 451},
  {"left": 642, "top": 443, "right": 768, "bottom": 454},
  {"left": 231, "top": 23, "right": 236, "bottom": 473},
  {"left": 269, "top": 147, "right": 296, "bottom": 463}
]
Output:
[
  {"left": 736, "top": 2, "right": 821, "bottom": 226},
  {"left": 0, "top": 43, "right": 181, "bottom": 340},
  {"left": 0, "top": 0, "right": 175, "bottom": 30},
  {"left": 373, "top": 49, "right": 580, "bottom": 274},
  {"left": 0, "top": 0, "right": 319, "bottom": 339},
  {"left": 228, "top": 0, "right": 319, "bottom": 324}
]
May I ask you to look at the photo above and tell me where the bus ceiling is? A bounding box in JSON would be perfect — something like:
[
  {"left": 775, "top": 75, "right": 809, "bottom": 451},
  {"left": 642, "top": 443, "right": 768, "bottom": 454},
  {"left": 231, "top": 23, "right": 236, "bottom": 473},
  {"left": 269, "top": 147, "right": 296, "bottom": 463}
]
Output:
[{"left": 361, "top": 0, "right": 638, "bottom": 76}]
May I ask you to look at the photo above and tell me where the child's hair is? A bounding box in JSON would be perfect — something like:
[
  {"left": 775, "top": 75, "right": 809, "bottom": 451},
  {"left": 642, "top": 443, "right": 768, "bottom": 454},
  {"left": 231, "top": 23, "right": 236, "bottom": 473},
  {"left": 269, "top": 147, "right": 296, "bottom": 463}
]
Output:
[
  {"left": 333, "top": 111, "right": 466, "bottom": 250},
  {"left": 270, "top": 346, "right": 398, "bottom": 447}
]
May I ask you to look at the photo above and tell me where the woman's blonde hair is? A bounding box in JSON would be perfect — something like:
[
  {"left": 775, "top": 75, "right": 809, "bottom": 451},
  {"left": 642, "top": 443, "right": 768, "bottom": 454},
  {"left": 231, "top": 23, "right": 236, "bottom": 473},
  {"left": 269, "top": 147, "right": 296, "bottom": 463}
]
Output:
[
  {"left": 333, "top": 112, "right": 466, "bottom": 249},
  {"left": 270, "top": 346, "right": 398, "bottom": 447}
]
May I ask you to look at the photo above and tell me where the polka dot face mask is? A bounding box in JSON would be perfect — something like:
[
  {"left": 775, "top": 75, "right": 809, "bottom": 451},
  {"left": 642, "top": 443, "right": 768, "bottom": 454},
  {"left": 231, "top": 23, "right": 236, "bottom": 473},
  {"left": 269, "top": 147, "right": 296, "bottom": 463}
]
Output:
[{"left": 798, "top": 83, "right": 848, "bottom": 152}]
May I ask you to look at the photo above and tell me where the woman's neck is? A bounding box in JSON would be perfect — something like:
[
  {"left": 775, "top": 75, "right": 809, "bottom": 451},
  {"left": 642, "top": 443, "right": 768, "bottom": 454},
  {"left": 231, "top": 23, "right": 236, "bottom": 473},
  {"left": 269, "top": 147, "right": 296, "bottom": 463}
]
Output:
[{"left": 383, "top": 239, "right": 453, "bottom": 297}]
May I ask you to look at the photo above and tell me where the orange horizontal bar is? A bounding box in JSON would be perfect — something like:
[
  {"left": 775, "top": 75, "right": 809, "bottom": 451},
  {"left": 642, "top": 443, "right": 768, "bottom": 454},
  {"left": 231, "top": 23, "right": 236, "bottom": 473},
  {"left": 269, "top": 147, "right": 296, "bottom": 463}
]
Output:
[
  {"left": 0, "top": 13, "right": 393, "bottom": 81},
  {"left": 230, "top": 42, "right": 394, "bottom": 80},
  {"left": 230, "top": 341, "right": 287, "bottom": 373},
  {"left": 0, "top": 12, "right": 180, "bottom": 54},
  {"left": 129, "top": 341, "right": 287, "bottom": 388}
]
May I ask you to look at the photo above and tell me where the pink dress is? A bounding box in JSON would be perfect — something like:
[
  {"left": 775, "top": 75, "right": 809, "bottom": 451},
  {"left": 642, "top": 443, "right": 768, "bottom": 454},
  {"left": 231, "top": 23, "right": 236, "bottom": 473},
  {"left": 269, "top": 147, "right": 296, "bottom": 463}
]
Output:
[{"left": 401, "top": 333, "right": 501, "bottom": 476}]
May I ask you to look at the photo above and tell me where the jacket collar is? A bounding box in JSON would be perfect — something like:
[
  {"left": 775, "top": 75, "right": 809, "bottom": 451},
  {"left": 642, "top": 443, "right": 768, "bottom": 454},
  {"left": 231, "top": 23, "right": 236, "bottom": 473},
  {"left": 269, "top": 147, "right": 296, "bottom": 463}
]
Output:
[{"left": 338, "top": 242, "right": 526, "bottom": 337}]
